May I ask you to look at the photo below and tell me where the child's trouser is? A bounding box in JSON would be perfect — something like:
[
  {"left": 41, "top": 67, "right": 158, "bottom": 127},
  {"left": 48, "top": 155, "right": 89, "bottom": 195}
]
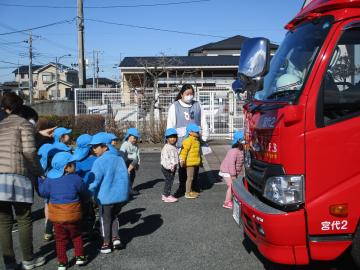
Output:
[
  {"left": 53, "top": 222, "right": 83, "bottom": 264},
  {"left": 161, "top": 166, "right": 175, "bottom": 196},
  {"left": 44, "top": 203, "right": 53, "bottom": 235},
  {"left": 99, "top": 203, "right": 124, "bottom": 244},
  {"left": 126, "top": 159, "right": 137, "bottom": 190},
  {"left": 185, "top": 166, "right": 199, "bottom": 193},
  {"left": 81, "top": 200, "right": 95, "bottom": 233},
  {"left": 0, "top": 201, "right": 34, "bottom": 264},
  {"left": 178, "top": 166, "right": 200, "bottom": 193}
]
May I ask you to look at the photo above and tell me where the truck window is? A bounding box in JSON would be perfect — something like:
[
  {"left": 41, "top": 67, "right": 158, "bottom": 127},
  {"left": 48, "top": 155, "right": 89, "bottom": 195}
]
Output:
[
  {"left": 255, "top": 17, "right": 332, "bottom": 102},
  {"left": 320, "top": 27, "right": 360, "bottom": 125}
]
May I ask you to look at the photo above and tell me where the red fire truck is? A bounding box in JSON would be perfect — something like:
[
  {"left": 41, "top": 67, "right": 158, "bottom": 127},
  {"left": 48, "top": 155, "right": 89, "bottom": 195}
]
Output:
[{"left": 231, "top": 0, "right": 360, "bottom": 266}]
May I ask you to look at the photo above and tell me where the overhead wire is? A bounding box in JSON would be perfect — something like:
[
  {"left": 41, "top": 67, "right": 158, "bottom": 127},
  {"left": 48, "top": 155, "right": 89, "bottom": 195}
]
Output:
[
  {"left": 86, "top": 18, "right": 227, "bottom": 38},
  {"left": 0, "top": 0, "right": 211, "bottom": 9},
  {"left": 0, "top": 18, "right": 76, "bottom": 36}
]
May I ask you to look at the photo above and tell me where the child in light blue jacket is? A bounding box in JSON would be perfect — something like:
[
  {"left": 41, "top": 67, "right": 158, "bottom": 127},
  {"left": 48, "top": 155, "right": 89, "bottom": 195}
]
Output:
[
  {"left": 88, "top": 132, "right": 129, "bottom": 254},
  {"left": 120, "top": 128, "right": 140, "bottom": 195}
]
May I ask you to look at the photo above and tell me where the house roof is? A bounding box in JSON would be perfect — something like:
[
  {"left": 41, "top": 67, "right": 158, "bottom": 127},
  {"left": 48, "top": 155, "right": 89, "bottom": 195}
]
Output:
[
  {"left": 45, "top": 80, "right": 74, "bottom": 90},
  {"left": 13, "top": 65, "right": 43, "bottom": 74},
  {"left": 188, "top": 35, "right": 279, "bottom": 55},
  {"left": 36, "top": 62, "right": 76, "bottom": 73},
  {"left": 85, "top": 77, "right": 116, "bottom": 85},
  {"left": 12, "top": 63, "right": 76, "bottom": 74},
  {"left": 120, "top": 55, "right": 239, "bottom": 69}
]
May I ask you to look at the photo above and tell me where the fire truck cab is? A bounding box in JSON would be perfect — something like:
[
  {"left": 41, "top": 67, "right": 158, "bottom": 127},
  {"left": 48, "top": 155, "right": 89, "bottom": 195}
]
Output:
[{"left": 232, "top": 0, "right": 360, "bottom": 266}]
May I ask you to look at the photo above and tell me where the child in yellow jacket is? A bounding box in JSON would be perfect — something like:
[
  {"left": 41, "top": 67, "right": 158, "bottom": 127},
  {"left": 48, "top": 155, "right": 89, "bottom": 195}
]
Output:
[{"left": 179, "top": 123, "right": 201, "bottom": 199}]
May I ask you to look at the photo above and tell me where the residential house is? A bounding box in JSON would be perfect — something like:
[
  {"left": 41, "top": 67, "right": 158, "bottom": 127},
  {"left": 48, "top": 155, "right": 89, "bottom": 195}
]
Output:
[
  {"left": 13, "top": 63, "right": 78, "bottom": 100},
  {"left": 85, "top": 77, "right": 117, "bottom": 88},
  {"left": 119, "top": 35, "right": 278, "bottom": 104},
  {"left": 0, "top": 81, "right": 19, "bottom": 96}
]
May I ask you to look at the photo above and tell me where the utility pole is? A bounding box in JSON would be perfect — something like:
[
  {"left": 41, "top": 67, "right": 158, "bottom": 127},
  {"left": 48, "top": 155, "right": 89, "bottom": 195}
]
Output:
[
  {"left": 17, "top": 61, "right": 20, "bottom": 94},
  {"left": 28, "top": 31, "right": 33, "bottom": 104},
  {"left": 55, "top": 57, "right": 58, "bottom": 100},
  {"left": 77, "top": 0, "right": 86, "bottom": 88},
  {"left": 96, "top": 51, "right": 99, "bottom": 88},
  {"left": 92, "top": 50, "right": 95, "bottom": 88}
]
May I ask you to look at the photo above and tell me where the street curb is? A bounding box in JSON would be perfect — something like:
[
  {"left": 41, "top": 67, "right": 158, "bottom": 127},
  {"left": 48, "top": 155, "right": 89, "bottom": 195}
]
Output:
[{"left": 202, "top": 155, "right": 211, "bottom": 172}]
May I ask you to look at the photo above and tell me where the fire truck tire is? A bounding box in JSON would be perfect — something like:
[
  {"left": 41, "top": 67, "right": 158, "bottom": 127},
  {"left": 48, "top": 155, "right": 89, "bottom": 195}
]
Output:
[{"left": 352, "top": 225, "right": 360, "bottom": 269}]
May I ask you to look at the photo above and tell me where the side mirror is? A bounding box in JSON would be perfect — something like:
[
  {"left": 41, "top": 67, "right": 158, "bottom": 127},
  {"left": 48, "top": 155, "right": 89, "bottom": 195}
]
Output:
[{"left": 238, "top": 37, "right": 270, "bottom": 78}]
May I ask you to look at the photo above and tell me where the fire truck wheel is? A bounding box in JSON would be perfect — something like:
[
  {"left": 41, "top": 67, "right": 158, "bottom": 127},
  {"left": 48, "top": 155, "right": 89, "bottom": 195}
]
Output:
[{"left": 351, "top": 224, "right": 360, "bottom": 269}]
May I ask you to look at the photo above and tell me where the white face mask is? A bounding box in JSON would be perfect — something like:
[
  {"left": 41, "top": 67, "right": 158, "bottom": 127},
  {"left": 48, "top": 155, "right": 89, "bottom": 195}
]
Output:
[{"left": 183, "top": 95, "right": 194, "bottom": 104}]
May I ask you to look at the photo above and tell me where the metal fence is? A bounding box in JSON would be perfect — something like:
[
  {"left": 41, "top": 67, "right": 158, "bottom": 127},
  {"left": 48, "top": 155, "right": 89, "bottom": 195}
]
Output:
[{"left": 74, "top": 86, "right": 244, "bottom": 139}]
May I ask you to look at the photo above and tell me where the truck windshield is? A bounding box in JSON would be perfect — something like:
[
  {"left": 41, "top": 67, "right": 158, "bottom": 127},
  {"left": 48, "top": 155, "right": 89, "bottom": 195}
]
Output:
[{"left": 255, "top": 16, "right": 333, "bottom": 102}]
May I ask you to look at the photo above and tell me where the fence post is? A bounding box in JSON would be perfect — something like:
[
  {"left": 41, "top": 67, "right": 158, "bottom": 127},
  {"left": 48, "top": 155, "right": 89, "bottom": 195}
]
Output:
[{"left": 74, "top": 88, "right": 78, "bottom": 116}]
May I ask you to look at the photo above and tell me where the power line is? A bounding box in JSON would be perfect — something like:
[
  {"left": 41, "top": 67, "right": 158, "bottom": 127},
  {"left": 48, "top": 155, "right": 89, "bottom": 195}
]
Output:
[
  {"left": 86, "top": 18, "right": 227, "bottom": 38},
  {"left": 0, "top": 72, "right": 15, "bottom": 78},
  {"left": 0, "top": 40, "right": 27, "bottom": 45},
  {"left": 0, "top": 0, "right": 211, "bottom": 9},
  {"left": 0, "top": 18, "right": 76, "bottom": 36},
  {"left": 0, "top": 60, "right": 24, "bottom": 65}
]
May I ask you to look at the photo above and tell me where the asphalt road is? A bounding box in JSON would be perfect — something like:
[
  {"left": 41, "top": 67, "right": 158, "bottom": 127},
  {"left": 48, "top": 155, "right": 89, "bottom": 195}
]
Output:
[{"left": 4, "top": 153, "right": 357, "bottom": 270}]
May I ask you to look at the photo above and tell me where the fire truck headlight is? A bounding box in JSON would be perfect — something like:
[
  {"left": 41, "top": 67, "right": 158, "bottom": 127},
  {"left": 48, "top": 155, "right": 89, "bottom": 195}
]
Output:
[{"left": 263, "top": 175, "right": 304, "bottom": 206}]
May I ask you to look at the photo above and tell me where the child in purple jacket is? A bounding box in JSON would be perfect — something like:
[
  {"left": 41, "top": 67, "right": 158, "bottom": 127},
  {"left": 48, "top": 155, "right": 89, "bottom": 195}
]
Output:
[{"left": 219, "top": 131, "right": 244, "bottom": 209}]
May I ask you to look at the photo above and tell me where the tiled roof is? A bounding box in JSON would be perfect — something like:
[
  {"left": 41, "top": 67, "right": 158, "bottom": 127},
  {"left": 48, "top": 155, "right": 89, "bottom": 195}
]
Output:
[
  {"left": 13, "top": 63, "right": 76, "bottom": 74},
  {"left": 12, "top": 65, "right": 43, "bottom": 74},
  {"left": 188, "top": 35, "right": 279, "bottom": 54},
  {"left": 86, "top": 77, "right": 116, "bottom": 84},
  {"left": 120, "top": 55, "right": 239, "bottom": 68}
]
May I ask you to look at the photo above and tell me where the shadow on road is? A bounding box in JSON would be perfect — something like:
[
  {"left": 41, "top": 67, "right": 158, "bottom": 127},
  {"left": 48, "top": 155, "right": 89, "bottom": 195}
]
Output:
[
  {"left": 199, "top": 170, "right": 221, "bottom": 191},
  {"left": 134, "top": 178, "right": 163, "bottom": 192},
  {"left": 119, "top": 214, "right": 163, "bottom": 248},
  {"left": 241, "top": 232, "right": 357, "bottom": 270},
  {"left": 36, "top": 231, "right": 100, "bottom": 266}
]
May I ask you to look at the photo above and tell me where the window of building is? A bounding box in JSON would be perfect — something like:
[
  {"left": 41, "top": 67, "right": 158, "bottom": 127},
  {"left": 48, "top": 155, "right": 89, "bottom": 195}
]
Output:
[
  {"left": 318, "top": 27, "right": 360, "bottom": 126},
  {"left": 42, "top": 73, "right": 54, "bottom": 83}
]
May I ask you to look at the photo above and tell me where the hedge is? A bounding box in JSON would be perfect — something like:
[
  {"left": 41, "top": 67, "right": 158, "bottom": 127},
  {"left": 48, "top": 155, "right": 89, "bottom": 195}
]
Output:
[{"left": 38, "top": 115, "right": 166, "bottom": 143}]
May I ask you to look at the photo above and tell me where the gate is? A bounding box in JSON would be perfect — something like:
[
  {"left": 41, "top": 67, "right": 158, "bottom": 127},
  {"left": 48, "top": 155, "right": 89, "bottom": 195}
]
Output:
[
  {"left": 197, "top": 88, "right": 244, "bottom": 139},
  {"left": 75, "top": 87, "right": 244, "bottom": 140}
]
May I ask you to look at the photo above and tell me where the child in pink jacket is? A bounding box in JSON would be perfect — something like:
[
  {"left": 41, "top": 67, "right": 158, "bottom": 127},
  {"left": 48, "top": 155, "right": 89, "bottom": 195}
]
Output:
[{"left": 219, "top": 131, "right": 244, "bottom": 209}]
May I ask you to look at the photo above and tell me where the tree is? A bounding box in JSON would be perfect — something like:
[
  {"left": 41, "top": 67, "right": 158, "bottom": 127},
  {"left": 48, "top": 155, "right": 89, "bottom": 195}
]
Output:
[{"left": 124, "top": 53, "right": 184, "bottom": 142}]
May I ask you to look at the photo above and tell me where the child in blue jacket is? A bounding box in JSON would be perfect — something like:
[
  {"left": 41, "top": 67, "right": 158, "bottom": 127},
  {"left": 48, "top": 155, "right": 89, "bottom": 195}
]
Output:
[
  {"left": 52, "top": 127, "right": 72, "bottom": 152},
  {"left": 73, "top": 134, "right": 97, "bottom": 235},
  {"left": 38, "top": 152, "right": 87, "bottom": 270},
  {"left": 88, "top": 133, "right": 129, "bottom": 254},
  {"left": 37, "top": 143, "right": 56, "bottom": 241}
]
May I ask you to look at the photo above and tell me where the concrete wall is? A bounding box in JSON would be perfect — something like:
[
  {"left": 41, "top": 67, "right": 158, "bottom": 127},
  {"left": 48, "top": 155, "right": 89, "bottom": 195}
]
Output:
[{"left": 31, "top": 100, "right": 74, "bottom": 116}]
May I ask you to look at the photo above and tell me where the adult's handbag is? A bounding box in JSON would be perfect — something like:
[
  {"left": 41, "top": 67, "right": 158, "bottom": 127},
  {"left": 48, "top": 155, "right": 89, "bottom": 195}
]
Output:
[{"left": 201, "top": 143, "right": 212, "bottom": 156}]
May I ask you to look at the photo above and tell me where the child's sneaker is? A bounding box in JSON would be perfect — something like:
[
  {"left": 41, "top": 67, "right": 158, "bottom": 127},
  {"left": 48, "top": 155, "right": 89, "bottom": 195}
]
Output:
[
  {"left": 189, "top": 191, "right": 200, "bottom": 197},
  {"left": 43, "top": 233, "right": 53, "bottom": 241},
  {"left": 22, "top": 256, "right": 46, "bottom": 270},
  {"left": 100, "top": 243, "right": 112, "bottom": 254},
  {"left": 75, "top": 256, "right": 87, "bottom": 266},
  {"left": 222, "top": 200, "right": 233, "bottom": 209},
  {"left": 161, "top": 195, "right": 166, "bottom": 201},
  {"left": 57, "top": 262, "right": 67, "bottom": 270},
  {"left": 185, "top": 192, "right": 197, "bottom": 199},
  {"left": 112, "top": 237, "right": 122, "bottom": 249},
  {"left": 163, "top": 195, "right": 178, "bottom": 203}
]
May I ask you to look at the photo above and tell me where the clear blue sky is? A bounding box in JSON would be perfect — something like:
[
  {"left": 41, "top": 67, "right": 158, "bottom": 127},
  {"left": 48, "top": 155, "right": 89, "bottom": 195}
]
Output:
[{"left": 0, "top": 0, "right": 303, "bottom": 83}]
